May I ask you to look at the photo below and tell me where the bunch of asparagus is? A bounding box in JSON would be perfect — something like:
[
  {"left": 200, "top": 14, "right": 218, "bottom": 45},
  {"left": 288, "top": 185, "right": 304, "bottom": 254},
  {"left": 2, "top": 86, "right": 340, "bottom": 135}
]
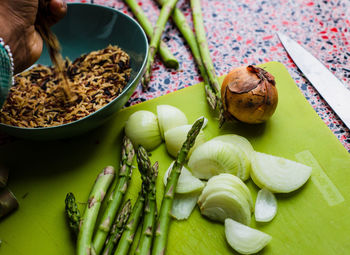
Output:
[
  {"left": 124, "top": 0, "right": 224, "bottom": 124},
  {"left": 65, "top": 136, "right": 136, "bottom": 255},
  {"left": 65, "top": 119, "right": 203, "bottom": 255}
]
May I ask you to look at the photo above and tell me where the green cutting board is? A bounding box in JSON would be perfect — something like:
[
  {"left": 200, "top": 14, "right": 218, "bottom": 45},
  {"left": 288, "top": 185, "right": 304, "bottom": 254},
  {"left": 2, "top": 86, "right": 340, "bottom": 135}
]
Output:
[{"left": 0, "top": 61, "right": 349, "bottom": 255}]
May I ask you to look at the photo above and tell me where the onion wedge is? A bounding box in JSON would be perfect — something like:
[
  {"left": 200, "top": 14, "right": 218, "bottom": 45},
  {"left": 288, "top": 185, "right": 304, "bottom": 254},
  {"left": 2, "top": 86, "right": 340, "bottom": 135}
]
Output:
[
  {"left": 188, "top": 139, "right": 250, "bottom": 180},
  {"left": 156, "top": 105, "right": 188, "bottom": 139},
  {"left": 199, "top": 190, "right": 251, "bottom": 225},
  {"left": 163, "top": 161, "right": 204, "bottom": 194},
  {"left": 255, "top": 188, "right": 277, "bottom": 222},
  {"left": 164, "top": 125, "right": 206, "bottom": 158},
  {"left": 211, "top": 134, "right": 254, "bottom": 159},
  {"left": 225, "top": 218, "right": 271, "bottom": 255},
  {"left": 171, "top": 192, "right": 200, "bottom": 220},
  {"left": 201, "top": 174, "right": 254, "bottom": 212},
  {"left": 251, "top": 152, "right": 312, "bottom": 193},
  {"left": 125, "top": 110, "right": 162, "bottom": 151}
]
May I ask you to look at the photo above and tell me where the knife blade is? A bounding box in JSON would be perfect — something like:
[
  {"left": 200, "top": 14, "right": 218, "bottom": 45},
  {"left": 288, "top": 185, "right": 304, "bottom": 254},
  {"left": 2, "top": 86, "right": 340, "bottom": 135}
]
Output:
[{"left": 277, "top": 32, "right": 350, "bottom": 130}]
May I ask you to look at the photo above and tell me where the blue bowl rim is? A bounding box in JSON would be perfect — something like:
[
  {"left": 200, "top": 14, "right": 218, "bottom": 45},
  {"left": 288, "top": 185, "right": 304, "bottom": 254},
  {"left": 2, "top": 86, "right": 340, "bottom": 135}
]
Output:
[{"left": 0, "top": 3, "right": 149, "bottom": 131}]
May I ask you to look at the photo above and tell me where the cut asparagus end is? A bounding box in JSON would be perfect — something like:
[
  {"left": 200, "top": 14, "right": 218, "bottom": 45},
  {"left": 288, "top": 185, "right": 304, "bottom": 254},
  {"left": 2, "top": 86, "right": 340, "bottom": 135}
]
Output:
[{"left": 225, "top": 218, "right": 272, "bottom": 255}]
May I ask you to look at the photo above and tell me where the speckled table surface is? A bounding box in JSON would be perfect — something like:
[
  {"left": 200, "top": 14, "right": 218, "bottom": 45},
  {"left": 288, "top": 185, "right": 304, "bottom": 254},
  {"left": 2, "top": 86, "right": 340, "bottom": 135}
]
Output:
[{"left": 70, "top": 0, "right": 350, "bottom": 152}]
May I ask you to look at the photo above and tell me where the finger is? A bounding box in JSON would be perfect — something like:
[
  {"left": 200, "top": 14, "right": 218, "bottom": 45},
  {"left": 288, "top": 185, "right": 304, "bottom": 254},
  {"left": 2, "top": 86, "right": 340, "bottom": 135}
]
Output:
[
  {"left": 48, "top": 0, "right": 67, "bottom": 26},
  {"left": 14, "top": 30, "right": 43, "bottom": 74}
]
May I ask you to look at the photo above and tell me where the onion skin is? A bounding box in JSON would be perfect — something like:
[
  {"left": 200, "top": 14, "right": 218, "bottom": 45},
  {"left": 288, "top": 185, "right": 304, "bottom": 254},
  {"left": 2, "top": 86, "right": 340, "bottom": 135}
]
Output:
[{"left": 221, "top": 65, "right": 278, "bottom": 124}]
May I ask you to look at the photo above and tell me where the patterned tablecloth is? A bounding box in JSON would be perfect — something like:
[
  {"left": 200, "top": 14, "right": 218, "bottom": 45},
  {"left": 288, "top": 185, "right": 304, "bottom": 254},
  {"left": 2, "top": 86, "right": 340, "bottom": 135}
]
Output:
[{"left": 70, "top": 0, "right": 350, "bottom": 152}]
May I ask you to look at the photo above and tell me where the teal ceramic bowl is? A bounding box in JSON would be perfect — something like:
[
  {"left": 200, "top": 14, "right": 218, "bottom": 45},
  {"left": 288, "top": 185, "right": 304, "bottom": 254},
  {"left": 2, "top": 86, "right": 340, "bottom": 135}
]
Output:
[{"left": 0, "top": 3, "right": 148, "bottom": 140}]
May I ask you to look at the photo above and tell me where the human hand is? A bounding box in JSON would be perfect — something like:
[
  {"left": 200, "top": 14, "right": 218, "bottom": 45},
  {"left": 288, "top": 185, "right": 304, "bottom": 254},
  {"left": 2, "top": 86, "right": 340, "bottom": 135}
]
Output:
[{"left": 0, "top": 0, "right": 67, "bottom": 74}]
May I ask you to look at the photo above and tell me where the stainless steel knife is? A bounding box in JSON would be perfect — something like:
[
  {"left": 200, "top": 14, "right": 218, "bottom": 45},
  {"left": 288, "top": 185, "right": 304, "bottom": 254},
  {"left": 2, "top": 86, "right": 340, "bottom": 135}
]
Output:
[{"left": 277, "top": 32, "right": 350, "bottom": 129}]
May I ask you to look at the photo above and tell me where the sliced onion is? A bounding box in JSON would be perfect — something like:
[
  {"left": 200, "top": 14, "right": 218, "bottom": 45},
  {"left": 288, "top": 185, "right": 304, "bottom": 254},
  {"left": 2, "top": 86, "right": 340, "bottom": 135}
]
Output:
[
  {"left": 201, "top": 174, "right": 253, "bottom": 212},
  {"left": 255, "top": 188, "right": 277, "bottom": 222},
  {"left": 125, "top": 110, "right": 162, "bottom": 151},
  {"left": 188, "top": 139, "right": 250, "bottom": 180},
  {"left": 251, "top": 152, "right": 312, "bottom": 193},
  {"left": 164, "top": 125, "right": 206, "bottom": 158},
  {"left": 163, "top": 161, "right": 204, "bottom": 194},
  {"left": 171, "top": 192, "right": 200, "bottom": 220},
  {"left": 225, "top": 218, "right": 272, "bottom": 255},
  {"left": 199, "top": 190, "right": 251, "bottom": 225},
  {"left": 211, "top": 134, "right": 254, "bottom": 159},
  {"left": 156, "top": 105, "right": 188, "bottom": 139}
]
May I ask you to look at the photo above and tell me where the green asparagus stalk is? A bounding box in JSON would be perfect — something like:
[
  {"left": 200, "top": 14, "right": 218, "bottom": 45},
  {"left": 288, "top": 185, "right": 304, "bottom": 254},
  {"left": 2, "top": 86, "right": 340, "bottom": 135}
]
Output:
[
  {"left": 114, "top": 146, "right": 152, "bottom": 255},
  {"left": 190, "top": 0, "right": 225, "bottom": 125},
  {"left": 102, "top": 200, "right": 132, "bottom": 255},
  {"left": 92, "top": 136, "right": 135, "bottom": 254},
  {"left": 113, "top": 196, "right": 144, "bottom": 255},
  {"left": 124, "top": 0, "right": 179, "bottom": 69},
  {"left": 135, "top": 148, "right": 159, "bottom": 255},
  {"left": 77, "top": 166, "right": 115, "bottom": 255},
  {"left": 0, "top": 188, "right": 19, "bottom": 219},
  {"left": 141, "top": 0, "right": 180, "bottom": 90},
  {"left": 65, "top": 192, "right": 81, "bottom": 236},
  {"left": 151, "top": 117, "right": 204, "bottom": 255},
  {"left": 155, "top": 0, "right": 216, "bottom": 110}
]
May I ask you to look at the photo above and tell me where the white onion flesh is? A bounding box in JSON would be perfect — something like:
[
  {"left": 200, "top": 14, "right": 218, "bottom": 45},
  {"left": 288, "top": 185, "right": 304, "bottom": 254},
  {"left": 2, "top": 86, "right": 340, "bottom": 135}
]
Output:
[
  {"left": 199, "top": 190, "right": 251, "bottom": 225},
  {"left": 124, "top": 110, "right": 162, "bottom": 151},
  {"left": 255, "top": 188, "right": 277, "bottom": 222},
  {"left": 225, "top": 218, "right": 272, "bottom": 255},
  {"left": 171, "top": 192, "right": 200, "bottom": 220},
  {"left": 211, "top": 134, "right": 254, "bottom": 159},
  {"left": 202, "top": 174, "right": 254, "bottom": 212},
  {"left": 251, "top": 152, "right": 312, "bottom": 193},
  {"left": 156, "top": 105, "right": 188, "bottom": 139},
  {"left": 163, "top": 161, "right": 204, "bottom": 194},
  {"left": 164, "top": 125, "right": 206, "bottom": 158},
  {"left": 188, "top": 140, "right": 250, "bottom": 180}
]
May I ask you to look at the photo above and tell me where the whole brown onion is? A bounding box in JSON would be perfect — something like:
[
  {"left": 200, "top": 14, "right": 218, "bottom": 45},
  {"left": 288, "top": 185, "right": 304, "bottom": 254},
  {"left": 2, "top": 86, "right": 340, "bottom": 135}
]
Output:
[{"left": 221, "top": 65, "right": 278, "bottom": 124}]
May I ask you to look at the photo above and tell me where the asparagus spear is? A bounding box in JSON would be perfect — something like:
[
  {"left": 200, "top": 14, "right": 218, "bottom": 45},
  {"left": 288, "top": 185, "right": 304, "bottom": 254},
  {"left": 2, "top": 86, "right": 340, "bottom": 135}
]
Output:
[
  {"left": 124, "top": 0, "right": 179, "bottom": 69},
  {"left": 114, "top": 146, "right": 152, "bottom": 255},
  {"left": 156, "top": 0, "right": 216, "bottom": 110},
  {"left": 0, "top": 188, "right": 19, "bottom": 219},
  {"left": 102, "top": 200, "right": 132, "bottom": 255},
  {"left": 135, "top": 149, "right": 159, "bottom": 255},
  {"left": 152, "top": 118, "right": 204, "bottom": 255},
  {"left": 65, "top": 192, "right": 81, "bottom": 236},
  {"left": 92, "top": 136, "right": 135, "bottom": 254},
  {"left": 141, "top": 0, "right": 180, "bottom": 90},
  {"left": 77, "top": 166, "right": 115, "bottom": 255},
  {"left": 190, "top": 0, "right": 225, "bottom": 125}
]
